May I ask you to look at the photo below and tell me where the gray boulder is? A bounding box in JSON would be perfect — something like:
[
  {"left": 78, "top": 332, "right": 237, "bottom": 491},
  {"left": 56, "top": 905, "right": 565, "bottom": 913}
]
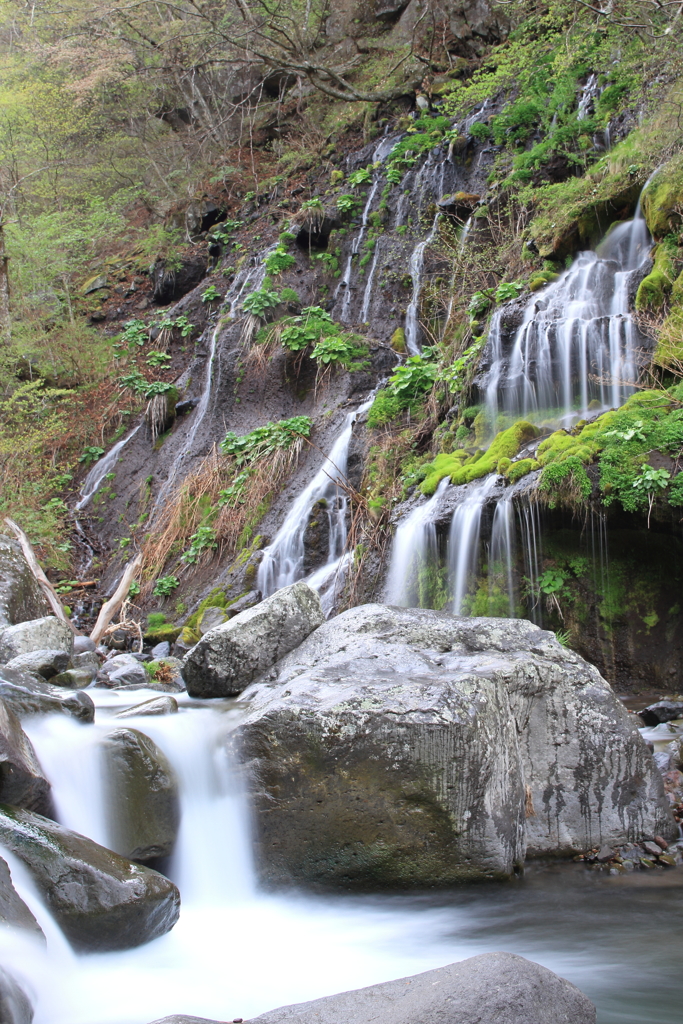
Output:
[
  {"left": 115, "top": 696, "right": 179, "bottom": 719},
  {"left": 0, "top": 804, "right": 180, "bottom": 952},
  {"left": 70, "top": 651, "right": 100, "bottom": 681},
  {"left": 4, "top": 650, "right": 70, "bottom": 679},
  {"left": 150, "top": 642, "right": 171, "bottom": 659},
  {"left": 102, "top": 727, "right": 179, "bottom": 862},
  {"left": 235, "top": 605, "right": 674, "bottom": 888},
  {"left": 73, "top": 636, "right": 96, "bottom": 655},
  {"left": 0, "top": 697, "right": 52, "bottom": 816},
  {"left": 0, "top": 534, "right": 50, "bottom": 628},
  {"left": 0, "top": 666, "right": 94, "bottom": 722},
  {"left": 51, "top": 669, "right": 93, "bottom": 690},
  {"left": 98, "top": 654, "right": 149, "bottom": 689},
  {"left": 0, "top": 855, "right": 42, "bottom": 934},
  {"left": 0, "top": 617, "right": 73, "bottom": 665},
  {"left": 246, "top": 953, "right": 595, "bottom": 1024},
  {"left": 184, "top": 581, "right": 324, "bottom": 698},
  {"left": 0, "top": 967, "right": 33, "bottom": 1024},
  {"left": 197, "top": 606, "right": 229, "bottom": 635},
  {"left": 226, "top": 590, "right": 261, "bottom": 618}
]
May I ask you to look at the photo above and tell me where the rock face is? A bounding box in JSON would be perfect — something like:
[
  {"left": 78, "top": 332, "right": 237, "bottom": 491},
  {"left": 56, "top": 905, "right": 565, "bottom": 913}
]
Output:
[
  {"left": 236, "top": 605, "right": 674, "bottom": 888},
  {"left": 0, "top": 535, "right": 50, "bottom": 628},
  {"left": 0, "top": 966, "right": 34, "bottom": 1024},
  {"left": 0, "top": 855, "right": 42, "bottom": 934},
  {"left": 0, "top": 805, "right": 180, "bottom": 952},
  {"left": 246, "top": 953, "right": 596, "bottom": 1024},
  {"left": 0, "top": 666, "right": 94, "bottom": 722},
  {"left": 0, "top": 698, "right": 52, "bottom": 816},
  {"left": 183, "top": 582, "right": 324, "bottom": 699},
  {"left": 102, "top": 727, "right": 180, "bottom": 862},
  {"left": 0, "top": 617, "right": 73, "bottom": 665}
]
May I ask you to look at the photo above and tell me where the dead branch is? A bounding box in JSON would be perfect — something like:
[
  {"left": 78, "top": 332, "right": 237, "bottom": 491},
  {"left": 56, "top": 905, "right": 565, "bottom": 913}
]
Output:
[
  {"left": 90, "top": 553, "right": 143, "bottom": 645},
  {"left": 3, "top": 517, "right": 79, "bottom": 634}
]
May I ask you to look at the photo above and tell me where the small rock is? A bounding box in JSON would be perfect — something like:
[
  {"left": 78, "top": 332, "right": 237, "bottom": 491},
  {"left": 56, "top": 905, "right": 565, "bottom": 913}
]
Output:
[
  {"left": 653, "top": 750, "right": 673, "bottom": 773},
  {"left": 115, "top": 696, "right": 179, "bottom": 719},
  {"left": 659, "top": 854, "right": 677, "bottom": 866},
  {"left": 643, "top": 840, "right": 663, "bottom": 857},
  {"left": 51, "top": 669, "right": 94, "bottom": 690},
  {"left": 73, "top": 636, "right": 97, "bottom": 654},
  {"left": 98, "top": 654, "right": 149, "bottom": 689},
  {"left": 71, "top": 651, "right": 99, "bottom": 681},
  {"left": 198, "top": 606, "right": 229, "bottom": 635},
  {"left": 151, "top": 642, "right": 171, "bottom": 659},
  {"left": 654, "top": 835, "right": 669, "bottom": 850},
  {"left": 596, "top": 845, "right": 615, "bottom": 862},
  {"left": 4, "top": 648, "right": 71, "bottom": 679},
  {"left": 639, "top": 857, "right": 656, "bottom": 868}
]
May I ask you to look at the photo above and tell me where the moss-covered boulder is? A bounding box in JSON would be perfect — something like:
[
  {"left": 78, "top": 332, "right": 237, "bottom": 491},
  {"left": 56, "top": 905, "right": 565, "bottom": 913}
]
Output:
[
  {"left": 420, "top": 421, "right": 538, "bottom": 495},
  {"left": 642, "top": 155, "right": 683, "bottom": 238},
  {"left": 635, "top": 242, "right": 676, "bottom": 311}
]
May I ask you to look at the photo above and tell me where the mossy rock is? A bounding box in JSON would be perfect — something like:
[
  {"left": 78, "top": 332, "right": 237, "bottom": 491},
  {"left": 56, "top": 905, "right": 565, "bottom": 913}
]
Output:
[
  {"left": 642, "top": 155, "right": 683, "bottom": 238},
  {"left": 635, "top": 242, "right": 676, "bottom": 312},
  {"left": 143, "top": 623, "right": 182, "bottom": 644},
  {"left": 528, "top": 270, "right": 559, "bottom": 292},
  {"left": 506, "top": 458, "right": 540, "bottom": 484},
  {"left": 420, "top": 421, "right": 538, "bottom": 495},
  {"left": 185, "top": 587, "right": 228, "bottom": 631},
  {"left": 180, "top": 625, "right": 200, "bottom": 646},
  {"left": 390, "top": 327, "right": 406, "bottom": 353}
]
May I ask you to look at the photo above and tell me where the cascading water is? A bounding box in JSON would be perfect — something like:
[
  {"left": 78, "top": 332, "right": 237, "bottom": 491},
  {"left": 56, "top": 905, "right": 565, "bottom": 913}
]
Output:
[
  {"left": 517, "top": 494, "right": 543, "bottom": 625},
  {"left": 257, "top": 397, "right": 373, "bottom": 603},
  {"left": 485, "top": 197, "right": 651, "bottom": 427},
  {"left": 383, "top": 478, "right": 449, "bottom": 606},
  {"left": 76, "top": 425, "right": 142, "bottom": 510},
  {"left": 488, "top": 495, "right": 516, "bottom": 617},
  {"left": 404, "top": 213, "right": 441, "bottom": 355},
  {"left": 449, "top": 476, "right": 498, "bottom": 615}
]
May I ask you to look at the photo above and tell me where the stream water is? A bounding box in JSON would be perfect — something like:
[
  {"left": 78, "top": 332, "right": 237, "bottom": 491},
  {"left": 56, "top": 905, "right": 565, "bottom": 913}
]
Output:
[{"left": 1, "top": 691, "right": 680, "bottom": 1024}]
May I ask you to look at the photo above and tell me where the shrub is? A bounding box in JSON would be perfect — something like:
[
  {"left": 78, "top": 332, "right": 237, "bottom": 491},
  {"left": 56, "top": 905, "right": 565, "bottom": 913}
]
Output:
[
  {"left": 243, "top": 287, "right": 281, "bottom": 317},
  {"left": 153, "top": 575, "right": 180, "bottom": 596},
  {"left": 201, "top": 285, "right": 221, "bottom": 303},
  {"left": 221, "top": 416, "right": 313, "bottom": 465},
  {"left": 264, "top": 246, "right": 296, "bottom": 275}
]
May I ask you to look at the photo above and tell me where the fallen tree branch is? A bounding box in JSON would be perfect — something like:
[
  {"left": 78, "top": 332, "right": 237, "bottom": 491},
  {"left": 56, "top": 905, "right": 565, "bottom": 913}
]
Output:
[
  {"left": 90, "top": 554, "right": 143, "bottom": 645},
  {"left": 3, "top": 518, "right": 79, "bottom": 634}
]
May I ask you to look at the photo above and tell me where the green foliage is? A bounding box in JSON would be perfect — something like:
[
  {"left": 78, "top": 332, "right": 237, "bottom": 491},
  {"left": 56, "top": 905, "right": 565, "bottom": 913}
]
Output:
[
  {"left": 300, "top": 198, "right": 324, "bottom": 213},
  {"left": 495, "top": 281, "right": 523, "bottom": 302},
  {"left": 314, "top": 251, "right": 341, "bottom": 276},
  {"left": 119, "top": 320, "right": 148, "bottom": 348},
  {"left": 279, "top": 306, "right": 336, "bottom": 352},
  {"left": 264, "top": 246, "right": 296, "bottom": 275},
  {"left": 311, "top": 335, "right": 368, "bottom": 369},
  {"left": 128, "top": 581, "right": 141, "bottom": 598},
  {"left": 146, "top": 612, "right": 167, "bottom": 629},
  {"left": 468, "top": 290, "right": 494, "bottom": 319},
  {"left": 367, "top": 350, "right": 438, "bottom": 428},
  {"left": 153, "top": 575, "right": 180, "bottom": 597},
  {"left": 78, "top": 446, "right": 104, "bottom": 465},
  {"left": 221, "top": 416, "right": 313, "bottom": 465},
  {"left": 243, "top": 287, "right": 281, "bottom": 317},
  {"left": 201, "top": 285, "right": 221, "bottom": 303},
  {"left": 337, "top": 194, "right": 358, "bottom": 215},
  {"left": 538, "top": 568, "right": 569, "bottom": 596},
  {"left": 505, "top": 457, "right": 540, "bottom": 484},
  {"left": 279, "top": 287, "right": 301, "bottom": 304},
  {"left": 181, "top": 525, "right": 218, "bottom": 565},
  {"left": 438, "top": 339, "right": 485, "bottom": 395},
  {"left": 348, "top": 167, "right": 373, "bottom": 187},
  {"left": 385, "top": 117, "right": 451, "bottom": 180},
  {"left": 146, "top": 351, "right": 172, "bottom": 368}
]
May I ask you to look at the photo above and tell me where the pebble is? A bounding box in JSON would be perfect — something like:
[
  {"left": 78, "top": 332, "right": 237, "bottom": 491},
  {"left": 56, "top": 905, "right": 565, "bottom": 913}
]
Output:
[
  {"left": 596, "top": 845, "right": 615, "bottom": 862},
  {"left": 654, "top": 835, "right": 669, "bottom": 850},
  {"left": 642, "top": 841, "right": 663, "bottom": 857}
]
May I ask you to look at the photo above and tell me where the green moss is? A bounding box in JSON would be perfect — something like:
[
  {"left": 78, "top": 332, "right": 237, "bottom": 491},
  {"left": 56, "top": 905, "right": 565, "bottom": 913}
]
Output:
[
  {"left": 506, "top": 458, "right": 540, "bottom": 484},
  {"left": 143, "top": 622, "right": 182, "bottom": 643},
  {"left": 420, "top": 421, "right": 538, "bottom": 495},
  {"left": 390, "top": 327, "right": 406, "bottom": 353},
  {"left": 185, "top": 587, "right": 227, "bottom": 630},
  {"left": 635, "top": 241, "right": 676, "bottom": 312},
  {"left": 642, "top": 154, "right": 683, "bottom": 238},
  {"left": 180, "top": 625, "right": 200, "bottom": 646}
]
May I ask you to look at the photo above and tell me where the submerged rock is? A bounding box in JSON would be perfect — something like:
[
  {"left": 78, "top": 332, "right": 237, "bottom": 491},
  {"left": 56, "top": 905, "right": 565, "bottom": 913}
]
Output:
[
  {"left": 0, "top": 617, "right": 73, "bottom": 665},
  {"left": 236, "top": 605, "right": 674, "bottom": 888},
  {"left": 102, "top": 727, "right": 180, "bottom": 862},
  {"left": 183, "top": 581, "right": 324, "bottom": 699},
  {"left": 0, "top": 966, "right": 34, "bottom": 1024},
  {"left": 0, "top": 666, "right": 94, "bottom": 722},
  {"left": 115, "top": 696, "right": 179, "bottom": 718},
  {"left": 0, "top": 697, "right": 52, "bottom": 816},
  {"left": 0, "top": 805, "right": 180, "bottom": 952},
  {"left": 0, "top": 855, "right": 42, "bottom": 934},
  {"left": 247, "top": 952, "right": 596, "bottom": 1024},
  {"left": 0, "top": 534, "right": 50, "bottom": 628}
]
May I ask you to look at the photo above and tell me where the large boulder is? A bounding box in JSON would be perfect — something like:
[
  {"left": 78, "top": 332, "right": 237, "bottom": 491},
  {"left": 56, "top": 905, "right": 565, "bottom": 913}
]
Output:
[
  {"left": 4, "top": 650, "right": 70, "bottom": 680},
  {"left": 0, "top": 698, "right": 52, "bottom": 816},
  {"left": 0, "top": 805, "right": 180, "bottom": 952},
  {"left": 245, "top": 953, "right": 595, "bottom": 1024},
  {"left": 102, "top": 728, "right": 180, "bottom": 862},
  {"left": 235, "top": 605, "right": 674, "bottom": 888},
  {"left": 0, "top": 666, "right": 94, "bottom": 722},
  {"left": 0, "top": 966, "right": 33, "bottom": 1024},
  {"left": 0, "top": 855, "right": 42, "bottom": 934},
  {"left": 0, "top": 535, "right": 50, "bottom": 628},
  {"left": 0, "top": 617, "right": 73, "bottom": 665},
  {"left": 183, "top": 582, "right": 324, "bottom": 699}
]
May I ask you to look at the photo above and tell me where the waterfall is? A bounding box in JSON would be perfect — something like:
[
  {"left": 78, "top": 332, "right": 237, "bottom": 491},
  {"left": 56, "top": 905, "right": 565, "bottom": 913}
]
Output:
[
  {"left": 257, "top": 397, "right": 373, "bottom": 600},
  {"left": 577, "top": 73, "right": 600, "bottom": 120},
  {"left": 488, "top": 496, "right": 515, "bottom": 617},
  {"left": 484, "top": 195, "right": 651, "bottom": 426},
  {"left": 384, "top": 478, "right": 449, "bottom": 606},
  {"left": 76, "top": 425, "right": 142, "bottom": 510},
  {"left": 517, "top": 495, "right": 543, "bottom": 625},
  {"left": 449, "top": 476, "right": 498, "bottom": 615},
  {"left": 404, "top": 213, "right": 441, "bottom": 355},
  {"left": 360, "top": 238, "right": 382, "bottom": 323}
]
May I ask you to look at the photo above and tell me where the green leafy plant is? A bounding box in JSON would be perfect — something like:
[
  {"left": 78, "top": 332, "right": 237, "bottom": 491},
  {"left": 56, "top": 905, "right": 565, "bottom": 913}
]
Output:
[
  {"left": 243, "top": 287, "right": 281, "bottom": 317},
  {"left": 146, "top": 351, "right": 172, "bottom": 368},
  {"left": 336, "top": 194, "right": 358, "bottom": 215},
  {"left": 78, "top": 445, "right": 105, "bottom": 465},
  {"left": 367, "top": 351, "right": 438, "bottom": 428},
  {"left": 633, "top": 465, "right": 671, "bottom": 527},
  {"left": 438, "top": 338, "right": 485, "bottom": 394},
  {"left": 348, "top": 167, "right": 373, "bottom": 187},
  {"left": 211, "top": 220, "right": 242, "bottom": 242},
  {"left": 300, "top": 198, "right": 324, "bottom": 213},
  {"left": 153, "top": 575, "right": 180, "bottom": 596},
  {"left": 221, "top": 416, "right": 312, "bottom": 465},
  {"left": 279, "top": 306, "right": 336, "bottom": 352},
  {"left": 265, "top": 246, "right": 296, "bottom": 275},
  {"left": 468, "top": 290, "right": 494, "bottom": 319},
  {"left": 314, "top": 251, "right": 341, "bottom": 276},
  {"left": 182, "top": 525, "right": 218, "bottom": 564},
  {"left": 119, "top": 319, "right": 148, "bottom": 348},
  {"left": 128, "top": 581, "right": 141, "bottom": 598},
  {"left": 201, "top": 285, "right": 221, "bottom": 303},
  {"left": 495, "top": 281, "right": 523, "bottom": 303},
  {"left": 311, "top": 335, "right": 368, "bottom": 369}
]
